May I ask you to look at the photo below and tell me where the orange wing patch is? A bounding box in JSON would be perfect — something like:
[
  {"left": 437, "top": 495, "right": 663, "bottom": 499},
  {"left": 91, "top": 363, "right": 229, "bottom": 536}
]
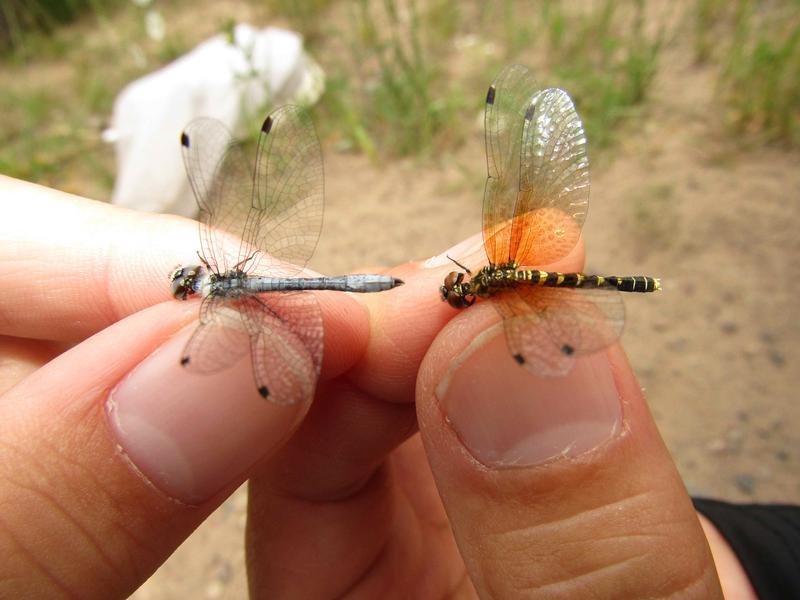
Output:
[{"left": 509, "top": 206, "right": 581, "bottom": 267}]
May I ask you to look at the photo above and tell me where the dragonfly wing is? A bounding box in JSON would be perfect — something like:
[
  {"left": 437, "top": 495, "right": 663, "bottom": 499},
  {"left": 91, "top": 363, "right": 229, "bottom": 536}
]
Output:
[
  {"left": 181, "top": 119, "right": 255, "bottom": 273},
  {"left": 180, "top": 296, "right": 250, "bottom": 373},
  {"left": 482, "top": 64, "right": 541, "bottom": 266},
  {"left": 237, "top": 292, "right": 323, "bottom": 404},
  {"left": 247, "top": 105, "right": 324, "bottom": 277},
  {"left": 510, "top": 88, "right": 589, "bottom": 266},
  {"left": 496, "top": 287, "right": 624, "bottom": 376}
]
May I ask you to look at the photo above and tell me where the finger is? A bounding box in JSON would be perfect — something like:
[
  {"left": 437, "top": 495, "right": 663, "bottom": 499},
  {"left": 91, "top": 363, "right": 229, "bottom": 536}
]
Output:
[
  {"left": 0, "top": 335, "right": 62, "bottom": 396},
  {"left": 346, "top": 233, "right": 504, "bottom": 403},
  {"left": 245, "top": 380, "right": 421, "bottom": 597},
  {"left": 349, "top": 232, "right": 586, "bottom": 404},
  {"left": 0, "top": 290, "right": 369, "bottom": 597},
  {"left": 245, "top": 236, "right": 586, "bottom": 596},
  {"left": 245, "top": 238, "right": 502, "bottom": 596},
  {"left": 417, "top": 307, "right": 723, "bottom": 597},
  {"left": 697, "top": 515, "right": 758, "bottom": 599},
  {"left": 0, "top": 176, "right": 198, "bottom": 342}
]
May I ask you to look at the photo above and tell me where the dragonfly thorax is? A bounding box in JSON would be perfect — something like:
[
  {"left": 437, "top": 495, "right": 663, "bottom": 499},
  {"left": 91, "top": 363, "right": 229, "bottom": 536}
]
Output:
[{"left": 206, "top": 269, "right": 252, "bottom": 298}]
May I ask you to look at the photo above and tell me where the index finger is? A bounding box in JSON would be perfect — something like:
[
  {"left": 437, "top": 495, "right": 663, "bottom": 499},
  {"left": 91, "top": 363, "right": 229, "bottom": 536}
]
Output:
[
  {"left": 348, "top": 234, "right": 586, "bottom": 403},
  {"left": 0, "top": 176, "right": 196, "bottom": 341}
]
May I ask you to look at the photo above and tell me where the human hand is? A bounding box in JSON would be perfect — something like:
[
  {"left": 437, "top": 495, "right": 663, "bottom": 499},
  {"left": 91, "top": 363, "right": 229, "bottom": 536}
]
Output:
[
  {"left": 0, "top": 175, "right": 464, "bottom": 597},
  {"left": 247, "top": 234, "right": 748, "bottom": 596},
  {"left": 1, "top": 176, "right": 749, "bottom": 598}
]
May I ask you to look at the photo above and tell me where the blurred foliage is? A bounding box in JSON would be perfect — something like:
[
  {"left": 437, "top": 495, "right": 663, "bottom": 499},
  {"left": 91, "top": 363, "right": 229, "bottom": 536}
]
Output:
[
  {"left": 691, "top": 0, "right": 800, "bottom": 147},
  {"left": 263, "top": 0, "right": 335, "bottom": 43},
  {"left": 692, "top": 0, "right": 728, "bottom": 63},
  {"left": 723, "top": 1, "right": 800, "bottom": 147},
  {"left": 0, "top": 0, "right": 193, "bottom": 191},
  {"left": 311, "top": 0, "right": 466, "bottom": 159},
  {"left": 0, "top": 0, "right": 797, "bottom": 197},
  {"left": 501, "top": 0, "right": 665, "bottom": 149},
  {"left": 0, "top": 0, "right": 118, "bottom": 53},
  {"left": 302, "top": 0, "right": 665, "bottom": 156}
]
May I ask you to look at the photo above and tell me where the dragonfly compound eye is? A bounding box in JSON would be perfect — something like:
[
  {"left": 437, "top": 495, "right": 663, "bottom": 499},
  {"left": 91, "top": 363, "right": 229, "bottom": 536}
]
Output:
[
  {"left": 444, "top": 271, "right": 461, "bottom": 288},
  {"left": 170, "top": 264, "right": 202, "bottom": 300},
  {"left": 441, "top": 272, "right": 461, "bottom": 301},
  {"left": 447, "top": 293, "right": 471, "bottom": 309}
]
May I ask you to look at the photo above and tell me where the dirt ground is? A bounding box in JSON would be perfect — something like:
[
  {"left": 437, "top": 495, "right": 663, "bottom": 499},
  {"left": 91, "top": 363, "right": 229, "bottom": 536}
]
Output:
[{"left": 125, "top": 21, "right": 800, "bottom": 600}]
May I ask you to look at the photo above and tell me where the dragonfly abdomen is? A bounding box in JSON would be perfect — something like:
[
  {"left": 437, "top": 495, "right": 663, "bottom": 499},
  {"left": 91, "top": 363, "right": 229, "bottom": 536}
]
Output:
[
  {"left": 245, "top": 274, "right": 402, "bottom": 294},
  {"left": 512, "top": 270, "right": 661, "bottom": 293}
]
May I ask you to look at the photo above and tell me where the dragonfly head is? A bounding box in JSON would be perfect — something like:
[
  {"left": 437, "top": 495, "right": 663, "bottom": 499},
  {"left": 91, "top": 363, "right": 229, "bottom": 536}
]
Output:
[
  {"left": 441, "top": 271, "right": 474, "bottom": 308},
  {"left": 170, "top": 264, "right": 205, "bottom": 300}
]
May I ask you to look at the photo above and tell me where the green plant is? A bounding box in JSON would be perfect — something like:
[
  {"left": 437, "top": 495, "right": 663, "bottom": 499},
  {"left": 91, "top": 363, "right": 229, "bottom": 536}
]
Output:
[
  {"left": 693, "top": 0, "right": 727, "bottom": 63},
  {"left": 263, "top": 0, "right": 335, "bottom": 45},
  {"left": 719, "top": 0, "right": 800, "bottom": 147},
  {"left": 0, "top": 0, "right": 117, "bottom": 54},
  {"left": 316, "top": 0, "right": 465, "bottom": 159},
  {"left": 483, "top": 1, "right": 664, "bottom": 149},
  {"left": 528, "top": 0, "right": 665, "bottom": 149}
]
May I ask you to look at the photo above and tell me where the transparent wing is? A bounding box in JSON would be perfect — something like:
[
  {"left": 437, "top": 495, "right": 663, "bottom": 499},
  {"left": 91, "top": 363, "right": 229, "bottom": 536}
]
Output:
[
  {"left": 180, "top": 296, "right": 250, "bottom": 373},
  {"left": 248, "top": 105, "right": 324, "bottom": 276},
  {"left": 510, "top": 88, "right": 590, "bottom": 266},
  {"left": 238, "top": 292, "right": 323, "bottom": 405},
  {"left": 495, "top": 287, "right": 624, "bottom": 376},
  {"left": 181, "top": 118, "right": 254, "bottom": 273},
  {"left": 482, "top": 64, "right": 541, "bottom": 265}
]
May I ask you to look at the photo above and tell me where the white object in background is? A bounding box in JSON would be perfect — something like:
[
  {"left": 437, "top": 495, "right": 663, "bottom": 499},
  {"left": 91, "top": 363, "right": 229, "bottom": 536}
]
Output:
[{"left": 106, "top": 24, "right": 325, "bottom": 217}]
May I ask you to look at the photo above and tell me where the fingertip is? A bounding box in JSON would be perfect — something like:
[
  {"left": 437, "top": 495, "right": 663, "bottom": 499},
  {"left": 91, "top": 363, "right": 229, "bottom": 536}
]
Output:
[
  {"left": 348, "top": 261, "right": 457, "bottom": 402},
  {"left": 109, "top": 319, "right": 309, "bottom": 504}
]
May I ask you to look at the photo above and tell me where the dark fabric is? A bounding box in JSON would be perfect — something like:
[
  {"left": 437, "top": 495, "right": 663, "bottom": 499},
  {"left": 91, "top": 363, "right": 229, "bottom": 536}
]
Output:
[{"left": 693, "top": 497, "right": 800, "bottom": 599}]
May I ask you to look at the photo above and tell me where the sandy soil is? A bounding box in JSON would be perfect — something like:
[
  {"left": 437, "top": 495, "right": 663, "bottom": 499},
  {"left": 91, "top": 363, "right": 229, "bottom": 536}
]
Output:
[{"left": 127, "top": 21, "right": 800, "bottom": 599}]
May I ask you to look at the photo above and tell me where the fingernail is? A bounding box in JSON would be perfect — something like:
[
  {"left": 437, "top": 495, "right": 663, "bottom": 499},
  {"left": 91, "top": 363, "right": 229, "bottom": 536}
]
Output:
[
  {"left": 423, "top": 232, "right": 485, "bottom": 269},
  {"left": 436, "top": 325, "right": 622, "bottom": 468},
  {"left": 106, "top": 325, "right": 308, "bottom": 504}
]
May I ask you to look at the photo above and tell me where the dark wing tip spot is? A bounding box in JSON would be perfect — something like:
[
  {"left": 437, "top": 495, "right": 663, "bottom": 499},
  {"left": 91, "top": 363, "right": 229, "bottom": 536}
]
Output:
[
  {"left": 180, "top": 356, "right": 190, "bottom": 366},
  {"left": 561, "top": 344, "right": 575, "bottom": 356},
  {"left": 524, "top": 102, "right": 536, "bottom": 121},
  {"left": 258, "top": 385, "right": 269, "bottom": 399},
  {"left": 486, "top": 85, "right": 496, "bottom": 105},
  {"left": 261, "top": 116, "right": 273, "bottom": 134},
  {"left": 513, "top": 353, "right": 525, "bottom": 365},
  {"left": 180, "top": 132, "right": 190, "bottom": 147}
]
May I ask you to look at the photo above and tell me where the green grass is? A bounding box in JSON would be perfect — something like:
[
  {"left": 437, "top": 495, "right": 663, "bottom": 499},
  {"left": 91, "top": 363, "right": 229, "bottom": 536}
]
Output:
[
  {"left": 310, "top": 0, "right": 466, "bottom": 159},
  {"left": 0, "top": 0, "right": 119, "bottom": 55},
  {"left": 0, "top": 88, "right": 64, "bottom": 181},
  {"left": 687, "top": 0, "right": 800, "bottom": 147},
  {"left": 263, "top": 0, "right": 335, "bottom": 44},
  {"left": 692, "top": 0, "right": 728, "bottom": 63},
  {"left": 302, "top": 0, "right": 666, "bottom": 157},
  {"left": 494, "top": 0, "right": 665, "bottom": 150},
  {"left": 1, "top": 0, "right": 798, "bottom": 199},
  {"left": 0, "top": 82, "right": 113, "bottom": 187},
  {"left": 0, "top": 0, "right": 196, "bottom": 193},
  {"left": 718, "top": 0, "right": 800, "bottom": 147}
]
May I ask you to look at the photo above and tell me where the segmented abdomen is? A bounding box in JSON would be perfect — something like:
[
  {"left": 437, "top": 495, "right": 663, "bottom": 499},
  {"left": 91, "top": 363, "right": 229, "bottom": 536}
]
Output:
[{"left": 514, "top": 270, "right": 660, "bottom": 293}]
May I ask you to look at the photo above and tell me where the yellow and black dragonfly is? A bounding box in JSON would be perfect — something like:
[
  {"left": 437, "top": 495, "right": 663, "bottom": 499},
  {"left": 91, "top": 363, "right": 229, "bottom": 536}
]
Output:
[{"left": 440, "top": 64, "right": 660, "bottom": 376}]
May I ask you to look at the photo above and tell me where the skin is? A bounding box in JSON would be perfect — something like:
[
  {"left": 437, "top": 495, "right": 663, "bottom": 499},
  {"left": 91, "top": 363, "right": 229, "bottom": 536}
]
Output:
[{"left": 0, "top": 175, "right": 755, "bottom": 599}]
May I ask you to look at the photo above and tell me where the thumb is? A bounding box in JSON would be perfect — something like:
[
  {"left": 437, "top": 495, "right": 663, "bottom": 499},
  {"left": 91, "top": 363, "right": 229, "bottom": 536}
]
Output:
[
  {"left": 0, "top": 290, "right": 367, "bottom": 598},
  {"left": 417, "top": 304, "right": 723, "bottom": 598}
]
